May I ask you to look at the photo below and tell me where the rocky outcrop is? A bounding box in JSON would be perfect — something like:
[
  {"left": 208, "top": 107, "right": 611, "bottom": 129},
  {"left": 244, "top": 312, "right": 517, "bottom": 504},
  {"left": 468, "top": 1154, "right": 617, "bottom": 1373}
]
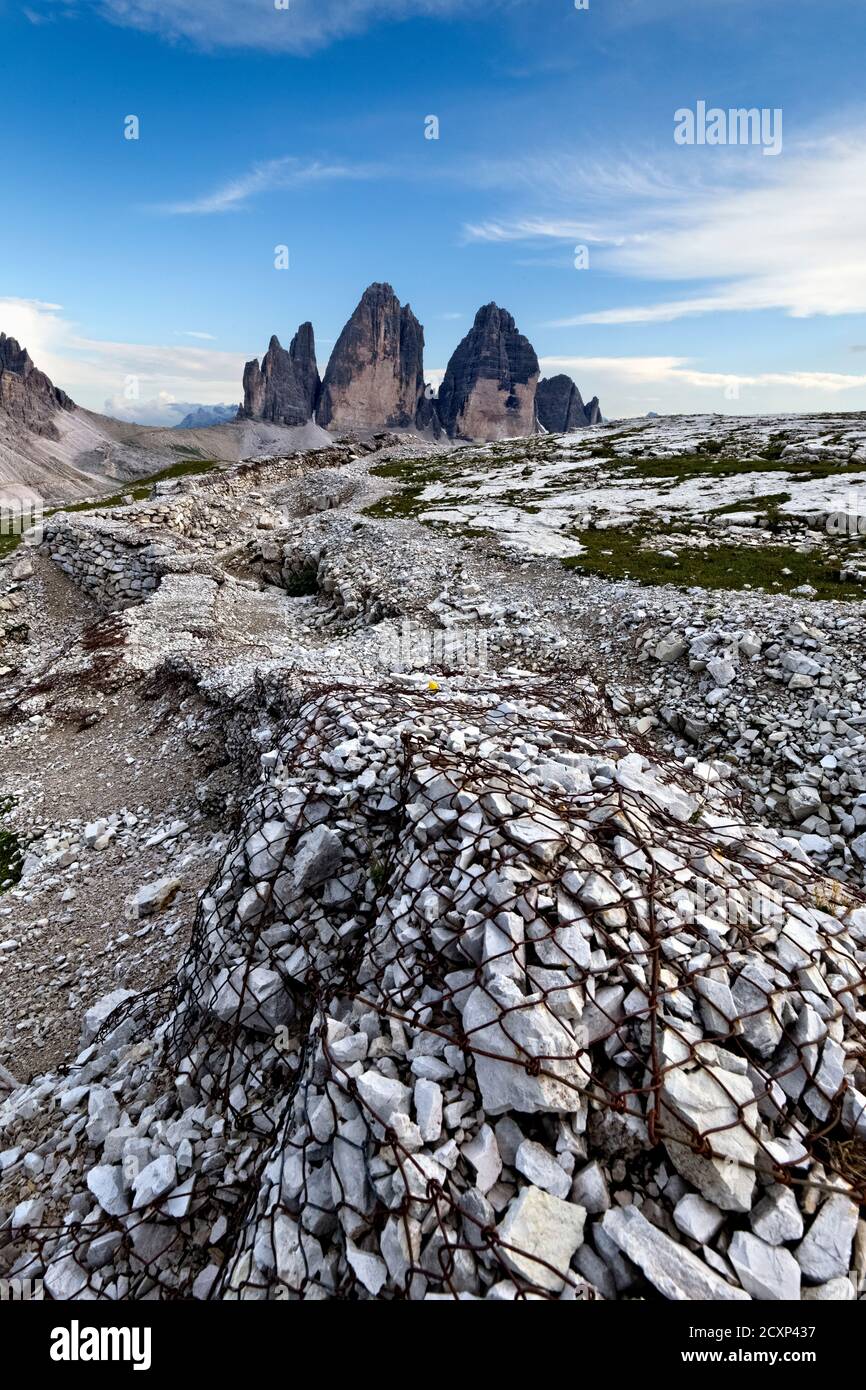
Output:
[
  {"left": 436, "top": 304, "right": 539, "bottom": 441},
  {"left": 316, "top": 284, "right": 428, "bottom": 432},
  {"left": 240, "top": 323, "right": 321, "bottom": 426},
  {"left": 0, "top": 333, "right": 74, "bottom": 439},
  {"left": 288, "top": 323, "right": 321, "bottom": 421},
  {"left": 536, "top": 374, "right": 601, "bottom": 432}
]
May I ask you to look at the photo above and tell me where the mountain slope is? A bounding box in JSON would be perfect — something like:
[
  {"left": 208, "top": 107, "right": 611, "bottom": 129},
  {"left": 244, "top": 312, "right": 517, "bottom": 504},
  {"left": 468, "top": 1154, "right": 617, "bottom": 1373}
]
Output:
[{"left": 0, "top": 332, "right": 331, "bottom": 502}]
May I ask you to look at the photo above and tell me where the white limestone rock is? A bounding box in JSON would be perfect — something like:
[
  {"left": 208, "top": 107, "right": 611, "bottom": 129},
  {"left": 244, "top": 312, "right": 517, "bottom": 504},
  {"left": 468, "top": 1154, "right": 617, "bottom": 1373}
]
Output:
[
  {"left": 515, "top": 1140, "right": 570, "bottom": 1199},
  {"left": 602, "top": 1205, "right": 749, "bottom": 1301},
  {"left": 728, "top": 1230, "right": 801, "bottom": 1301},
  {"left": 461, "top": 974, "right": 588, "bottom": 1116},
  {"left": 750, "top": 1185, "right": 804, "bottom": 1245},
  {"left": 673, "top": 1193, "right": 724, "bottom": 1245},
  {"left": 659, "top": 1042, "right": 758, "bottom": 1212},
  {"left": 497, "top": 1185, "right": 586, "bottom": 1293},
  {"left": 795, "top": 1194, "right": 859, "bottom": 1284}
]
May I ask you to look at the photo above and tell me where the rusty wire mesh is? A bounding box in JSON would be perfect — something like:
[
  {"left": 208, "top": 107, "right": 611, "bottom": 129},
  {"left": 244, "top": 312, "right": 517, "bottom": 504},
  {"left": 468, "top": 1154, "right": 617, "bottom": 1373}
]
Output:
[{"left": 1, "top": 677, "right": 865, "bottom": 1300}]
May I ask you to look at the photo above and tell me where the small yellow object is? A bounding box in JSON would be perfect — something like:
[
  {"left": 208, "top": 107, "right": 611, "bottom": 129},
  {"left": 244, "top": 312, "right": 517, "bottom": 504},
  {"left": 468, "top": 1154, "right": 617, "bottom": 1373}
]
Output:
[{"left": 427, "top": 681, "right": 440, "bottom": 692}]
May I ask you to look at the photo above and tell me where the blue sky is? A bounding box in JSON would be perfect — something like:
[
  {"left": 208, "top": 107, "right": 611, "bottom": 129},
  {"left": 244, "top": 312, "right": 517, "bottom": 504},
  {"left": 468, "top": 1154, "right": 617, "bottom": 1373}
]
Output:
[{"left": 3, "top": 0, "right": 866, "bottom": 423}]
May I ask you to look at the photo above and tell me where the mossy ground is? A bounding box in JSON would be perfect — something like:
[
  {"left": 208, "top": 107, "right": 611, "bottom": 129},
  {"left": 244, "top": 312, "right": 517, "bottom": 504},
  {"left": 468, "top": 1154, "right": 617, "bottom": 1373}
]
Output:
[
  {"left": 623, "top": 451, "right": 865, "bottom": 483},
  {"left": 562, "top": 526, "right": 865, "bottom": 601},
  {"left": 363, "top": 436, "right": 866, "bottom": 601}
]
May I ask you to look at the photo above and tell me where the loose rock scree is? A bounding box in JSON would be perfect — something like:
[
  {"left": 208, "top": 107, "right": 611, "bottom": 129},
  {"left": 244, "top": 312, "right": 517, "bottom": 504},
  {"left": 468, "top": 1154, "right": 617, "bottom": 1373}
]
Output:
[{"left": 1, "top": 677, "right": 864, "bottom": 1301}]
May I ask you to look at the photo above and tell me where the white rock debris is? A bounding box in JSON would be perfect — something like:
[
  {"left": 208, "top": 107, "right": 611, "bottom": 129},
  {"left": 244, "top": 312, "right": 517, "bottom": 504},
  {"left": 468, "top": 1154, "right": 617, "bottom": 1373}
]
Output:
[{"left": 0, "top": 678, "right": 863, "bottom": 1302}]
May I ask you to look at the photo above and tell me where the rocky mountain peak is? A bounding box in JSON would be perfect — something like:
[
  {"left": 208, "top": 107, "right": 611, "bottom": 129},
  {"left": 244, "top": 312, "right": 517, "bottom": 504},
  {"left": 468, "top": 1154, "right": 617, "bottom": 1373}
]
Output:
[
  {"left": 436, "top": 302, "right": 539, "bottom": 441},
  {"left": 288, "top": 322, "right": 321, "bottom": 421},
  {"left": 536, "top": 374, "right": 601, "bottom": 432},
  {"left": 0, "top": 332, "right": 74, "bottom": 440},
  {"left": 316, "top": 283, "right": 428, "bottom": 432},
  {"left": 239, "top": 322, "right": 320, "bottom": 426}
]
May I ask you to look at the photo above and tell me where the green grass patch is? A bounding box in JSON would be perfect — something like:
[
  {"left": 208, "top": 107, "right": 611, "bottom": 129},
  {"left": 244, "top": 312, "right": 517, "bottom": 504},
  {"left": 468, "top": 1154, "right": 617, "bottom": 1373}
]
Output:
[
  {"left": 365, "top": 454, "right": 476, "bottom": 520},
  {"left": 0, "top": 532, "right": 25, "bottom": 561},
  {"left": 143, "top": 458, "right": 221, "bottom": 484},
  {"left": 624, "top": 452, "right": 866, "bottom": 483},
  {"left": 562, "top": 526, "right": 865, "bottom": 601},
  {"left": 58, "top": 458, "right": 221, "bottom": 516}
]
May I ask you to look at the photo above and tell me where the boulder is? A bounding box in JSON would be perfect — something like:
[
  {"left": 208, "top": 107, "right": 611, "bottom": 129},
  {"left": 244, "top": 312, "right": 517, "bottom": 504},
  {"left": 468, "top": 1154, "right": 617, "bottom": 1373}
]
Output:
[
  {"left": 602, "top": 1205, "right": 749, "bottom": 1301},
  {"left": 497, "top": 1185, "right": 586, "bottom": 1292}
]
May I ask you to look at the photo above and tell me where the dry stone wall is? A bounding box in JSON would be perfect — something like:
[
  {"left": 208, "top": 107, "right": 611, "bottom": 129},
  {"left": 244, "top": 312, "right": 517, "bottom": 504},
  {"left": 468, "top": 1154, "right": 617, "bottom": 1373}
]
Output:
[{"left": 40, "top": 517, "right": 164, "bottom": 612}]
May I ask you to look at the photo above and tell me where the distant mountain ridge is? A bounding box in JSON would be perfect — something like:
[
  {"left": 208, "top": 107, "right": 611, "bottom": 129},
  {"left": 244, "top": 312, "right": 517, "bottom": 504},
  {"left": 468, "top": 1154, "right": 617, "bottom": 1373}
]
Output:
[
  {"left": 176, "top": 404, "right": 240, "bottom": 430},
  {"left": 0, "top": 333, "right": 330, "bottom": 503},
  {"left": 0, "top": 333, "right": 74, "bottom": 438}
]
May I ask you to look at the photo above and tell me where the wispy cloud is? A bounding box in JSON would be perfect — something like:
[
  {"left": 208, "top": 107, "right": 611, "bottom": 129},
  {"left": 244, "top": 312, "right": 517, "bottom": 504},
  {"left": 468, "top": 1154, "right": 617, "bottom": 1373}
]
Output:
[
  {"left": 34, "top": 0, "right": 499, "bottom": 53},
  {"left": 467, "top": 132, "right": 866, "bottom": 326},
  {"left": 177, "top": 330, "right": 217, "bottom": 341},
  {"left": 463, "top": 216, "right": 622, "bottom": 247},
  {"left": 154, "top": 156, "right": 386, "bottom": 215}
]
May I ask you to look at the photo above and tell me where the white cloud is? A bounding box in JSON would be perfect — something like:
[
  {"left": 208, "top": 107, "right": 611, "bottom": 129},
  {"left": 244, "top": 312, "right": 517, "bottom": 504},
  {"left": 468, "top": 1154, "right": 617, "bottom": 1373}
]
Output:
[
  {"left": 155, "top": 156, "right": 386, "bottom": 215},
  {"left": 0, "top": 298, "right": 245, "bottom": 420},
  {"left": 468, "top": 133, "right": 866, "bottom": 325},
  {"left": 541, "top": 356, "right": 866, "bottom": 418},
  {"left": 35, "top": 0, "right": 496, "bottom": 53},
  {"left": 177, "top": 330, "right": 217, "bottom": 341},
  {"left": 103, "top": 395, "right": 236, "bottom": 427}
]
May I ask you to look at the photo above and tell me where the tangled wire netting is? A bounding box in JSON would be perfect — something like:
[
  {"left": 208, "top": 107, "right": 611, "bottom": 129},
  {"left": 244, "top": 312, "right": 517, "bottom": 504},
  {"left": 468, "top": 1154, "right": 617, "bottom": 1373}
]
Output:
[{"left": 2, "top": 677, "right": 865, "bottom": 1300}]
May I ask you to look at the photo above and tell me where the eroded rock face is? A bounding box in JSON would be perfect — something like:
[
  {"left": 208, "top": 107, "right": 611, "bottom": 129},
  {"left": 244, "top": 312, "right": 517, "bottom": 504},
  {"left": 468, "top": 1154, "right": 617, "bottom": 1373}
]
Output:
[
  {"left": 288, "top": 323, "right": 321, "bottom": 421},
  {"left": 0, "top": 333, "right": 74, "bottom": 439},
  {"left": 536, "top": 374, "right": 600, "bottom": 432},
  {"left": 240, "top": 324, "right": 321, "bottom": 426},
  {"left": 436, "top": 304, "right": 539, "bottom": 441},
  {"left": 316, "top": 283, "right": 427, "bottom": 432}
]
